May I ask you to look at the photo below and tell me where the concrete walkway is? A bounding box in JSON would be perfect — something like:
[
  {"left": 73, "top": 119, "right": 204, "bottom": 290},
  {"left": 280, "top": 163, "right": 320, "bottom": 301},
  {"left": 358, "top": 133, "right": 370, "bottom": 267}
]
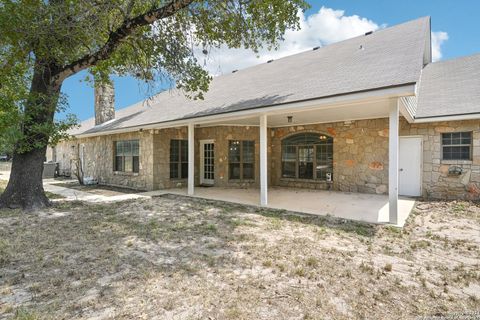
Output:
[
  {"left": 0, "top": 170, "right": 10, "bottom": 181},
  {"left": 1, "top": 174, "right": 150, "bottom": 203},
  {"left": 43, "top": 180, "right": 151, "bottom": 203}
]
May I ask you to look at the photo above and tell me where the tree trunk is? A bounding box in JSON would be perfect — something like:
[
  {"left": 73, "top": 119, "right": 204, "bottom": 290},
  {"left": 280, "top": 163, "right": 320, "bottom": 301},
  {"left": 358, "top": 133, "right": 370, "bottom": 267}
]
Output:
[
  {"left": 0, "top": 147, "right": 50, "bottom": 209},
  {"left": 0, "top": 62, "right": 61, "bottom": 210}
]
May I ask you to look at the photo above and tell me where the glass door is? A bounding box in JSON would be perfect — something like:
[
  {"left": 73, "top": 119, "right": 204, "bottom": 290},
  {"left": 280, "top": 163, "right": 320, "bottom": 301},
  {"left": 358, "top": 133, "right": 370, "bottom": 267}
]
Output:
[{"left": 200, "top": 140, "right": 215, "bottom": 185}]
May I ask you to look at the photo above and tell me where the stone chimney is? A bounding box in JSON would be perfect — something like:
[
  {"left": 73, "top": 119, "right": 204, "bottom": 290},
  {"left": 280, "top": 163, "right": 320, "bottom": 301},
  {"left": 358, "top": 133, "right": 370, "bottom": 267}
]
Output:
[{"left": 94, "top": 81, "right": 115, "bottom": 125}]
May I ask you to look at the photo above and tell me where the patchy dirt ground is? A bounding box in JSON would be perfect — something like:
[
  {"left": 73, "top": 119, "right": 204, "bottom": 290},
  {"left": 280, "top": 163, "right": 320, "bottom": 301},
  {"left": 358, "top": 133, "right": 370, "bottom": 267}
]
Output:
[
  {"left": 0, "top": 180, "right": 64, "bottom": 200},
  {"left": 0, "top": 196, "right": 479, "bottom": 320},
  {"left": 51, "top": 182, "right": 143, "bottom": 197}
]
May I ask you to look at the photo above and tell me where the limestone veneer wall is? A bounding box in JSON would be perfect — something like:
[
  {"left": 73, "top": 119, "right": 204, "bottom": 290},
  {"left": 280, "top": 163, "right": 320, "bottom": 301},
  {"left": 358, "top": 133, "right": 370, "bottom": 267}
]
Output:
[
  {"left": 271, "top": 119, "right": 389, "bottom": 194},
  {"left": 270, "top": 118, "right": 480, "bottom": 200},
  {"left": 52, "top": 118, "right": 480, "bottom": 200},
  {"left": 152, "top": 126, "right": 268, "bottom": 189},
  {"left": 55, "top": 131, "right": 154, "bottom": 190},
  {"left": 400, "top": 119, "right": 480, "bottom": 200}
]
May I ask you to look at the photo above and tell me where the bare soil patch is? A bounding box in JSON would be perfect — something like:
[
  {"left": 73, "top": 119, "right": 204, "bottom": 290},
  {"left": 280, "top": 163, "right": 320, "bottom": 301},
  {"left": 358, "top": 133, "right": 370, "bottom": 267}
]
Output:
[
  {"left": 0, "top": 196, "right": 478, "bottom": 319},
  {"left": 52, "top": 182, "right": 143, "bottom": 197},
  {"left": 0, "top": 180, "right": 64, "bottom": 200}
]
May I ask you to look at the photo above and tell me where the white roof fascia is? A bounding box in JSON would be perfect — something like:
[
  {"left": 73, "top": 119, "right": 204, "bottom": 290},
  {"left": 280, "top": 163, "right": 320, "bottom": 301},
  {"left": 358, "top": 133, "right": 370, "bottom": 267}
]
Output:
[
  {"left": 413, "top": 113, "right": 480, "bottom": 123},
  {"left": 399, "top": 96, "right": 416, "bottom": 123},
  {"left": 75, "top": 83, "right": 416, "bottom": 138}
]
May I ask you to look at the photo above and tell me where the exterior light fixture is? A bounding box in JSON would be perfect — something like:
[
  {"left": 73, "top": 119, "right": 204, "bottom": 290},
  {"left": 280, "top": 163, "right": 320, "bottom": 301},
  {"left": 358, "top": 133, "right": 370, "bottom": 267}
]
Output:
[{"left": 287, "top": 116, "right": 293, "bottom": 123}]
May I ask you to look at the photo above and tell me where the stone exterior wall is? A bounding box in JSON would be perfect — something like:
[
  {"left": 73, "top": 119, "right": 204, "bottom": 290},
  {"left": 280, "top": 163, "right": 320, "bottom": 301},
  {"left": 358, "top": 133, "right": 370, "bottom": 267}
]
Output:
[
  {"left": 152, "top": 127, "right": 187, "bottom": 189},
  {"left": 270, "top": 119, "right": 480, "bottom": 200},
  {"left": 52, "top": 119, "right": 480, "bottom": 200},
  {"left": 271, "top": 119, "right": 389, "bottom": 194},
  {"left": 55, "top": 131, "right": 154, "bottom": 190},
  {"left": 94, "top": 82, "right": 115, "bottom": 126},
  {"left": 400, "top": 119, "right": 480, "bottom": 200},
  {"left": 152, "top": 126, "right": 266, "bottom": 189},
  {"left": 45, "top": 146, "right": 56, "bottom": 162}
]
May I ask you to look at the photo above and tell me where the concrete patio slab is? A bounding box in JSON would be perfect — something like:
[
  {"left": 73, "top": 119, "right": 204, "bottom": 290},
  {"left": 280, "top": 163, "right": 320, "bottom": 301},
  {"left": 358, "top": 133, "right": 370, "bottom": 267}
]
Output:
[
  {"left": 3, "top": 171, "right": 414, "bottom": 226},
  {"left": 144, "top": 187, "right": 415, "bottom": 227}
]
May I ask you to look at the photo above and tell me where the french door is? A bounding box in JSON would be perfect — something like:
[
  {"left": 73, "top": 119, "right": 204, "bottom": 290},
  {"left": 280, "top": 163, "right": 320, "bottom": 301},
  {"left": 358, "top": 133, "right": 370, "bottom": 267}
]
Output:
[{"left": 200, "top": 140, "right": 215, "bottom": 185}]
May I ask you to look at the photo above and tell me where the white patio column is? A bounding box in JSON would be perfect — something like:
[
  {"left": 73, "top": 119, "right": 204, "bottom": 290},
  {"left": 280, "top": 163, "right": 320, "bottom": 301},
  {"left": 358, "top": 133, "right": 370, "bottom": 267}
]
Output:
[
  {"left": 388, "top": 100, "right": 400, "bottom": 224},
  {"left": 188, "top": 123, "right": 195, "bottom": 196},
  {"left": 259, "top": 114, "right": 268, "bottom": 206}
]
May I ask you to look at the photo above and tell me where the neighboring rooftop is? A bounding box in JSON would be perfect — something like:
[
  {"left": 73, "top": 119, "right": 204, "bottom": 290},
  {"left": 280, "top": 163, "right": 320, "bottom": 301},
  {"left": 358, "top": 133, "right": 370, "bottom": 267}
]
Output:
[
  {"left": 73, "top": 17, "right": 432, "bottom": 136},
  {"left": 415, "top": 53, "right": 480, "bottom": 119}
]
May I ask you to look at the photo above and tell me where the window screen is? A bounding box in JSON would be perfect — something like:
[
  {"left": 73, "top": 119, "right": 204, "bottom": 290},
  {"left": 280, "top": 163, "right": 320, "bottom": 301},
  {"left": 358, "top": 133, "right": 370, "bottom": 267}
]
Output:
[{"left": 114, "top": 140, "right": 139, "bottom": 173}]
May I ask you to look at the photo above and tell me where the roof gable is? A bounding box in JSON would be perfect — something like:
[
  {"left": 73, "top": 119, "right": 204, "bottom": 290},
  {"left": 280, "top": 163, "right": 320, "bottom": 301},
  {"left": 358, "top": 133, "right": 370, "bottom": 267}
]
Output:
[
  {"left": 415, "top": 53, "right": 480, "bottom": 119},
  {"left": 73, "top": 17, "right": 431, "bottom": 136}
]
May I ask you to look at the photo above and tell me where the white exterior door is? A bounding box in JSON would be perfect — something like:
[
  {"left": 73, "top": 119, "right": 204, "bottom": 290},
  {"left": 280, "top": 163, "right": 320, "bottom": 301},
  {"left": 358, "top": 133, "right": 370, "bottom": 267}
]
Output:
[
  {"left": 399, "top": 136, "right": 422, "bottom": 196},
  {"left": 200, "top": 140, "right": 215, "bottom": 185}
]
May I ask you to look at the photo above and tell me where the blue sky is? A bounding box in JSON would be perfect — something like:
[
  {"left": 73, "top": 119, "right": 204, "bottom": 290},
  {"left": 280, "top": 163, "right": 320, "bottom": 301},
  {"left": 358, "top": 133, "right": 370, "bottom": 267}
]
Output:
[{"left": 61, "top": 0, "right": 480, "bottom": 122}]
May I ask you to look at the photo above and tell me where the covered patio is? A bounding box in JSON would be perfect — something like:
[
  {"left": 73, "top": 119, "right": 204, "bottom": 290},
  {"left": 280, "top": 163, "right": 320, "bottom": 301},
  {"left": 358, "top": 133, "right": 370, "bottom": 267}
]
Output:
[
  {"left": 175, "top": 86, "right": 416, "bottom": 227},
  {"left": 145, "top": 187, "right": 416, "bottom": 227},
  {"left": 78, "top": 80, "right": 419, "bottom": 227}
]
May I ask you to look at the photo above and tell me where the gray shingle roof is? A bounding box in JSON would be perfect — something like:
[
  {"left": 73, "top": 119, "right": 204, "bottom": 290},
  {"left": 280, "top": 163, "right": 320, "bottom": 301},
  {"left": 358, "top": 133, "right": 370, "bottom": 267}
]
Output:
[
  {"left": 73, "top": 17, "right": 431, "bottom": 136},
  {"left": 415, "top": 53, "right": 480, "bottom": 119}
]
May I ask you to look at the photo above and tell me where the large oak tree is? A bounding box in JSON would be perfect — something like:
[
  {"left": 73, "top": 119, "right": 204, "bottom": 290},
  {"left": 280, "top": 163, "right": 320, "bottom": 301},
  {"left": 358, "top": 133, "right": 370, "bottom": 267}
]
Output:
[{"left": 0, "top": 0, "right": 308, "bottom": 209}]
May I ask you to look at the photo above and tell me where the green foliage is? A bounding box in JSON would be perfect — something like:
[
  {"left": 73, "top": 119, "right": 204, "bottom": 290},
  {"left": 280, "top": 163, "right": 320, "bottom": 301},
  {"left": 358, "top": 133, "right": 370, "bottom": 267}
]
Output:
[{"left": 0, "top": 0, "right": 309, "bottom": 152}]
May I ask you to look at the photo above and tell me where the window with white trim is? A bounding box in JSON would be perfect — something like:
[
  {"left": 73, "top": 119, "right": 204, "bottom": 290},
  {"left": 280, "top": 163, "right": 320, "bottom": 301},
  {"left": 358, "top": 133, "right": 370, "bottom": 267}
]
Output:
[
  {"left": 114, "top": 140, "right": 139, "bottom": 173},
  {"left": 442, "top": 132, "right": 472, "bottom": 160}
]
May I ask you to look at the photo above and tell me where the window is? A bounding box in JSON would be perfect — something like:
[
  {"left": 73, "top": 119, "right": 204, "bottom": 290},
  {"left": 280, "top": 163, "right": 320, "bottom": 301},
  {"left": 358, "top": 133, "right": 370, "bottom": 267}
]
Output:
[
  {"left": 229, "top": 140, "right": 255, "bottom": 180},
  {"left": 114, "top": 140, "right": 139, "bottom": 173},
  {"left": 170, "top": 140, "right": 188, "bottom": 179},
  {"left": 442, "top": 132, "right": 472, "bottom": 160},
  {"left": 281, "top": 133, "right": 333, "bottom": 181}
]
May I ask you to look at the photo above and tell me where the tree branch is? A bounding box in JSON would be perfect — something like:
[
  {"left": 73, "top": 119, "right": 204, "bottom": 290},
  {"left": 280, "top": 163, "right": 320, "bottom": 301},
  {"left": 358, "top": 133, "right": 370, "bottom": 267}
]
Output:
[{"left": 56, "top": 0, "right": 195, "bottom": 82}]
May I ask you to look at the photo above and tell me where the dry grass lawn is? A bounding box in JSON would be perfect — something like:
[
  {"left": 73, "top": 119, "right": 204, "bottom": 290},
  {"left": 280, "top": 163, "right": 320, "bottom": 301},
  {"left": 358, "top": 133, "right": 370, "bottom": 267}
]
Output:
[{"left": 0, "top": 194, "right": 479, "bottom": 319}]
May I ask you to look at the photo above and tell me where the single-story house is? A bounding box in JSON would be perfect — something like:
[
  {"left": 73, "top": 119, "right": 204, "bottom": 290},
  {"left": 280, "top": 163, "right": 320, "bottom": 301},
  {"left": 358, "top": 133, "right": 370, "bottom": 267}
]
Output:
[{"left": 48, "top": 17, "right": 480, "bottom": 225}]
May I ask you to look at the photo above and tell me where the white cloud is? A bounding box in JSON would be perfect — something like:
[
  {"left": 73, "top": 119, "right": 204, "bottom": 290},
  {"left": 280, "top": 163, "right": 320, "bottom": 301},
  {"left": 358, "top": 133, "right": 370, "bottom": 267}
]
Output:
[
  {"left": 431, "top": 31, "right": 448, "bottom": 62},
  {"left": 199, "top": 7, "right": 379, "bottom": 75}
]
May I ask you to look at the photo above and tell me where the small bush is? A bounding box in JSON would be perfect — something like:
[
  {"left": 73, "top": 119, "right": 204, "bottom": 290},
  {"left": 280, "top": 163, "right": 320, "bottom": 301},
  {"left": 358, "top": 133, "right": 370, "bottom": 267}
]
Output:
[
  {"left": 262, "top": 260, "right": 273, "bottom": 268},
  {"left": 410, "top": 240, "right": 431, "bottom": 250},
  {"left": 306, "top": 257, "right": 318, "bottom": 268},
  {"left": 13, "top": 309, "right": 39, "bottom": 320}
]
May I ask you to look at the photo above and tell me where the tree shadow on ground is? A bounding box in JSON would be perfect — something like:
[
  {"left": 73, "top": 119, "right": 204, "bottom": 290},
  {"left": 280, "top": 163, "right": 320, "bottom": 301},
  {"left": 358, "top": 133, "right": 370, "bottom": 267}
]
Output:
[
  {"left": 159, "top": 194, "right": 378, "bottom": 238},
  {"left": 0, "top": 194, "right": 376, "bottom": 319}
]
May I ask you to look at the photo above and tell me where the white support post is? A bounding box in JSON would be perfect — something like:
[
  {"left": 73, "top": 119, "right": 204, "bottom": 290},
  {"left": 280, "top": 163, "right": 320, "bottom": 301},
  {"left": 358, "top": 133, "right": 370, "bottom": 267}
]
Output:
[
  {"left": 260, "top": 114, "right": 268, "bottom": 206},
  {"left": 188, "top": 123, "right": 195, "bottom": 196},
  {"left": 389, "top": 100, "right": 400, "bottom": 224}
]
